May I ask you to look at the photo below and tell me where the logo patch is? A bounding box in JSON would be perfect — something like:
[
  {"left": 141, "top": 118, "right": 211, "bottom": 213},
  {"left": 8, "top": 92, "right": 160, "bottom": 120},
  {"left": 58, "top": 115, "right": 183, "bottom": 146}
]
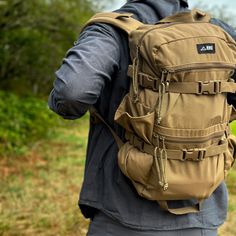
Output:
[{"left": 197, "top": 43, "right": 215, "bottom": 54}]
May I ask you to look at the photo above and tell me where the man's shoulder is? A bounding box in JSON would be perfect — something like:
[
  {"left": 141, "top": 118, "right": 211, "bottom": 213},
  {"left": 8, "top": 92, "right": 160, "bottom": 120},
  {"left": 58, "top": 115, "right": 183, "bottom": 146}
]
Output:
[{"left": 210, "top": 18, "right": 236, "bottom": 40}]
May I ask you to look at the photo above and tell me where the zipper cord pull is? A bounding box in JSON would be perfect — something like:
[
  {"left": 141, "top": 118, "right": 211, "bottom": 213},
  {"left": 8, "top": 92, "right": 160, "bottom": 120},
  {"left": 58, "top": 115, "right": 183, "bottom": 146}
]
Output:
[
  {"left": 159, "top": 136, "right": 168, "bottom": 191},
  {"left": 154, "top": 136, "right": 169, "bottom": 191},
  {"left": 161, "top": 136, "right": 168, "bottom": 191},
  {"left": 154, "top": 147, "right": 163, "bottom": 188},
  {"left": 157, "top": 70, "right": 168, "bottom": 124},
  {"left": 131, "top": 46, "right": 140, "bottom": 103}
]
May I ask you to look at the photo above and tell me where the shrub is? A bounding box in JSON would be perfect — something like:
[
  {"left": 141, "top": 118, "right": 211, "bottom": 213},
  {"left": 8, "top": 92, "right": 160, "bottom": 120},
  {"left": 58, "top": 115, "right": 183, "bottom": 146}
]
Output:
[{"left": 0, "top": 91, "right": 60, "bottom": 156}]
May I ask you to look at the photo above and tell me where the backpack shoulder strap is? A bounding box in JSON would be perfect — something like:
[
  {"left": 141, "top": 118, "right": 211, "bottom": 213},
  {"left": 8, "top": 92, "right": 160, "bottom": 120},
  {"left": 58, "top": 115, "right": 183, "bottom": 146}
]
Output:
[
  {"left": 82, "top": 12, "right": 144, "bottom": 35},
  {"left": 89, "top": 106, "right": 124, "bottom": 149},
  {"left": 159, "top": 9, "right": 211, "bottom": 23}
]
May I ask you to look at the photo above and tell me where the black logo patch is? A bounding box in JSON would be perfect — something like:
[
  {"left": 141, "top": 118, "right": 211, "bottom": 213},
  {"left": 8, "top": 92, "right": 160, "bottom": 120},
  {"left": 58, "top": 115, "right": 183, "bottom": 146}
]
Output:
[{"left": 197, "top": 43, "right": 215, "bottom": 54}]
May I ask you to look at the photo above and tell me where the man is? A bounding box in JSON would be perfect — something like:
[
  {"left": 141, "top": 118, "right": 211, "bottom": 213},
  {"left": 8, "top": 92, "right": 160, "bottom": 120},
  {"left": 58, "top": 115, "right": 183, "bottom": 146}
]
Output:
[{"left": 49, "top": 0, "right": 236, "bottom": 235}]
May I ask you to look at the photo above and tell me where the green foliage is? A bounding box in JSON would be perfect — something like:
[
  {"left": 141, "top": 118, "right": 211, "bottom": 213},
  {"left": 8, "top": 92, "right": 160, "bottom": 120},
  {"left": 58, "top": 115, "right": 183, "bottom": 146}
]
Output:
[
  {"left": 230, "top": 121, "right": 236, "bottom": 136},
  {"left": 0, "top": 0, "right": 97, "bottom": 96},
  {"left": 0, "top": 90, "right": 60, "bottom": 155}
]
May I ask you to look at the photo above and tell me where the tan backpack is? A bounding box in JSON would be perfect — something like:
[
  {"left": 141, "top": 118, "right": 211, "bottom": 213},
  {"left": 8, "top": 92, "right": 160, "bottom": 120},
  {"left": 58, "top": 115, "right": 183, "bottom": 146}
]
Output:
[{"left": 86, "top": 9, "right": 236, "bottom": 214}]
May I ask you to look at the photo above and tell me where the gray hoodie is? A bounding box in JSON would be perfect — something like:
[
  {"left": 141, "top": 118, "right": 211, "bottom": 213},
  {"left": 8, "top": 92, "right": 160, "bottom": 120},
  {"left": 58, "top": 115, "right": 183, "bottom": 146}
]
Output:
[{"left": 48, "top": 0, "right": 235, "bottom": 230}]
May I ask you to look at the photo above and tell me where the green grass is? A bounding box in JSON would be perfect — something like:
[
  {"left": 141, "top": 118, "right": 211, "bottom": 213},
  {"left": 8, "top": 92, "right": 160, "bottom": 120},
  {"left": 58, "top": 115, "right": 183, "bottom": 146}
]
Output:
[
  {"left": 0, "top": 115, "right": 236, "bottom": 235},
  {"left": 0, "top": 115, "right": 89, "bottom": 236},
  {"left": 219, "top": 165, "right": 236, "bottom": 236},
  {"left": 230, "top": 120, "right": 236, "bottom": 135}
]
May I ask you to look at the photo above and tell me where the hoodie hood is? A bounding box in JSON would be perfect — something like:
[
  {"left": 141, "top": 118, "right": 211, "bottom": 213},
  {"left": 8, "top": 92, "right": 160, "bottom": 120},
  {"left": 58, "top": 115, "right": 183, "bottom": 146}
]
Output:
[
  {"left": 127, "top": 0, "right": 188, "bottom": 5},
  {"left": 118, "top": 0, "right": 189, "bottom": 24}
]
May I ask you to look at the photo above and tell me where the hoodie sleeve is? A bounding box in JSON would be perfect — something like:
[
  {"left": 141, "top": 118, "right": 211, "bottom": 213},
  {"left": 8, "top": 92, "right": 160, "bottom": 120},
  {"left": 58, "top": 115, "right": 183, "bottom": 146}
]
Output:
[
  {"left": 48, "top": 23, "right": 121, "bottom": 119},
  {"left": 211, "top": 18, "right": 236, "bottom": 110}
]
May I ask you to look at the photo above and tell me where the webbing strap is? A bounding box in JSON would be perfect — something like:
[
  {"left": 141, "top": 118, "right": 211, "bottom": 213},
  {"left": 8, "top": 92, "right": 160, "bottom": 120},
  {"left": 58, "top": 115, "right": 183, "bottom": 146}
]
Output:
[
  {"left": 168, "top": 80, "right": 236, "bottom": 94},
  {"left": 127, "top": 133, "right": 228, "bottom": 161},
  {"left": 83, "top": 12, "right": 143, "bottom": 35},
  {"left": 135, "top": 71, "right": 236, "bottom": 94},
  {"left": 89, "top": 107, "right": 124, "bottom": 149},
  {"left": 158, "top": 200, "right": 203, "bottom": 215}
]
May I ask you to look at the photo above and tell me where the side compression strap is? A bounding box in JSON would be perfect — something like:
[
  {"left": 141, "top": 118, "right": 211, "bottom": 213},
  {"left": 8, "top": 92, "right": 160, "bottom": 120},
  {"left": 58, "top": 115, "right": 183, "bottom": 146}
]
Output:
[{"left": 158, "top": 200, "right": 204, "bottom": 215}]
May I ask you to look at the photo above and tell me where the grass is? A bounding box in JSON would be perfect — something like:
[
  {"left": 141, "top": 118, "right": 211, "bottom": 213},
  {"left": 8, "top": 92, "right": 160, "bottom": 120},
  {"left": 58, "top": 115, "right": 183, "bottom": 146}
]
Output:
[
  {"left": 219, "top": 167, "right": 236, "bottom": 236},
  {"left": 0, "top": 116, "right": 235, "bottom": 235},
  {"left": 0, "top": 115, "right": 90, "bottom": 236}
]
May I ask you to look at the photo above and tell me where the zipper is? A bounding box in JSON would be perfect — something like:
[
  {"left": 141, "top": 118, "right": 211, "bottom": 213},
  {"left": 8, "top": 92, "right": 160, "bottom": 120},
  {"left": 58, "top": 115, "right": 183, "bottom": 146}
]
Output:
[
  {"left": 137, "top": 22, "right": 178, "bottom": 49},
  {"left": 137, "top": 21, "right": 219, "bottom": 53},
  {"left": 154, "top": 131, "right": 224, "bottom": 144},
  {"left": 134, "top": 22, "right": 236, "bottom": 81},
  {"left": 160, "top": 63, "right": 236, "bottom": 74}
]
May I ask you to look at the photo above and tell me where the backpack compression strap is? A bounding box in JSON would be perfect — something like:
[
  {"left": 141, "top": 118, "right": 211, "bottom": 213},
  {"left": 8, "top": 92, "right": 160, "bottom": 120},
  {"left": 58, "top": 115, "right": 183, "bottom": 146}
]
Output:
[
  {"left": 83, "top": 12, "right": 143, "bottom": 35},
  {"left": 158, "top": 200, "right": 204, "bottom": 215}
]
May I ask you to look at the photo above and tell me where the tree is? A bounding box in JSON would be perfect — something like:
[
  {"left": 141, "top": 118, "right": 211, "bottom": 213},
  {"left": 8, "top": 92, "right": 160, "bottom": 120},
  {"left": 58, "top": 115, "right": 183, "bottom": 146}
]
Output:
[
  {"left": 193, "top": 1, "right": 236, "bottom": 28},
  {"left": 0, "top": 0, "right": 98, "bottom": 95}
]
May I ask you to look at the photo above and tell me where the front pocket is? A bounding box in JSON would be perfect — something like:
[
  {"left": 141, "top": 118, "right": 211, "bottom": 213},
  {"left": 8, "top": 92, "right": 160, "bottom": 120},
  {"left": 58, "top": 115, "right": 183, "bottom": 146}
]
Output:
[
  {"left": 143, "top": 152, "right": 225, "bottom": 201},
  {"left": 115, "top": 94, "right": 155, "bottom": 143},
  {"left": 117, "top": 142, "right": 153, "bottom": 185},
  {"left": 118, "top": 142, "right": 226, "bottom": 201}
]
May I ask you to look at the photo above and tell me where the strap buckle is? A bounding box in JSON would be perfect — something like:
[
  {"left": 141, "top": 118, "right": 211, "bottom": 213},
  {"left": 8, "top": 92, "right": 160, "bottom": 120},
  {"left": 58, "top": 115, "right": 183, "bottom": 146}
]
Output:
[
  {"left": 197, "top": 81, "right": 222, "bottom": 95},
  {"left": 182, "top": 148, "right": 206, "bottom": 161}
]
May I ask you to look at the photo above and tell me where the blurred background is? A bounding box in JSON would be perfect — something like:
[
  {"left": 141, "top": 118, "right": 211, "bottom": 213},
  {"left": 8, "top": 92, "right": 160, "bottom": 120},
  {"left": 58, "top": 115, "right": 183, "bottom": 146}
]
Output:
[{"left": 0, "top": 0, "right": 236, "bottom": 235}]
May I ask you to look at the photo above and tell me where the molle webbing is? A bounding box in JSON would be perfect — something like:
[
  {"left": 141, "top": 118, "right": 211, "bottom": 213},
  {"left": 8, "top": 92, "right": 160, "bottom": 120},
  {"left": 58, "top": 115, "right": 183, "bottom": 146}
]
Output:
[
  {"left": 129, "top": 70, "right": 236, "bottom": 94},
  {"left": 82, "top": 12, "right": 143, "bottom": 35},
  {"left": 140, "top": 78, "right": 236, "bottom": 94}
]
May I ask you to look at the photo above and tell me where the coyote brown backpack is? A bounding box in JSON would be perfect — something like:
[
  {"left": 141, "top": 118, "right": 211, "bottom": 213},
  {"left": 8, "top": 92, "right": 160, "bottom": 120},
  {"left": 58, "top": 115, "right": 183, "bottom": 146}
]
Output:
[{"left": 85, "top": 9, "right": 236, "bottom": 214}]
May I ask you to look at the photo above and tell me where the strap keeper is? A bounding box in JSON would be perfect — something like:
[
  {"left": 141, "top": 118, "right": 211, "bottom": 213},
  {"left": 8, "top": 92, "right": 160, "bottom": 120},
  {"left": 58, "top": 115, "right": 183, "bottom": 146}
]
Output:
[
  {"left": 214, "top": 81, "right": 222, "bottom": 94},
  {"left": 139, "top": 74, "right": 145, "bottom": 87},
  {"left": 153, "top": 79, "right": 159, "bottom": 91},
  {"left": 127, "top": 133, "right": 145, "bottom": 151}
]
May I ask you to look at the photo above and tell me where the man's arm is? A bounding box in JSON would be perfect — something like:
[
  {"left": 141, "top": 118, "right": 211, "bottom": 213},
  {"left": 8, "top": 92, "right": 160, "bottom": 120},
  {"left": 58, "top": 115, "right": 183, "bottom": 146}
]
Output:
[{"left": 48, "top": 23, "right": 121, "bottom": 119}]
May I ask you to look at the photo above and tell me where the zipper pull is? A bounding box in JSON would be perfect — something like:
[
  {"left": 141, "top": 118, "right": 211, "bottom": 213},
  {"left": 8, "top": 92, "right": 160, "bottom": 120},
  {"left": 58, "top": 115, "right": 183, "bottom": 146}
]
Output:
[
  {"left": 132, "top": 45, "right": 141, "bottom": 103},
  {"left": 166, "top": 69, "right": 174, "bottom": 83},
  {"left": 161, "top": 70, "right": 168, "bottom": 82}
]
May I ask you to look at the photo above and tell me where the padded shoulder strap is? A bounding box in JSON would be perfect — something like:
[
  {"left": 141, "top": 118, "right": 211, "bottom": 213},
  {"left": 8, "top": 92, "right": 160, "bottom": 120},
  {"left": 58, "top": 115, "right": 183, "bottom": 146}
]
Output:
[
  {"left": 159, "top": 9, "right": 211, "bottom": 23},
  {"left": 83, "top": 12, "right": 144, "bottom": 35}
]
